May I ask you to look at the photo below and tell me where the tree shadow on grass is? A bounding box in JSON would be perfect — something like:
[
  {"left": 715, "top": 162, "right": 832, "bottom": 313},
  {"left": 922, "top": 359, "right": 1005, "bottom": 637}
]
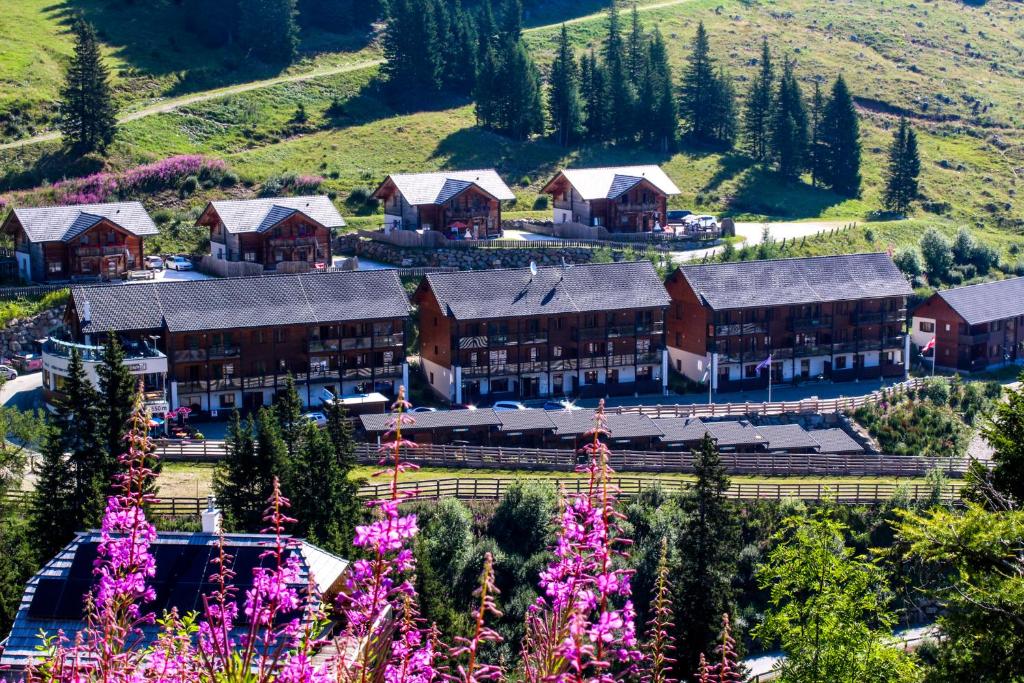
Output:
[
  {"left": 43, "top": 1, "right": 375, "bottom": 99},
  {"left": 700, "top": 151, "right": 753, "bottom": 194},
  {"left": 727, "top": 166, "right": 848, "bottom": 219}
]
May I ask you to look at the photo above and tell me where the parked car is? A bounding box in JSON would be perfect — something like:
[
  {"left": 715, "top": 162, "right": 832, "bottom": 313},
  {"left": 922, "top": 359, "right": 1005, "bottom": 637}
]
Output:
[
  {"left": 492, "top": 400, "right": 527, "bottom": 411},
  {"left": 11, "top": 353, "right": 43, "bottom": 373},
  {"left": 666, "top": 210, "right": 692, "bottom": 225},
  {"left": 145, "top": 256, "right": 164, "bottom": 270},
  {"left": 302, "top": 411, "right": 328, "bottom": 428},
  {"left": 409, "top": 406, "right": 438, "bottom": 413},
  {"left": 166, "top": 255, "right": 193, "bottom": 271},
  {"left": 543, "top": 399, "right": 579, "bottom": 411},
  {"left": 0, "top": 365, "right": 18, "bottom": 381},
  {"left": 452, "top": 403, "right": 478, "bottom": 411}
]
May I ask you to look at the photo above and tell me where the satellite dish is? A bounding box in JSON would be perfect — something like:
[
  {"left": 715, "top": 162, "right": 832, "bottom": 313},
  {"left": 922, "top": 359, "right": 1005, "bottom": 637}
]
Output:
[{"left": 529, "top": 261, "right": 538, "bottom": 277}]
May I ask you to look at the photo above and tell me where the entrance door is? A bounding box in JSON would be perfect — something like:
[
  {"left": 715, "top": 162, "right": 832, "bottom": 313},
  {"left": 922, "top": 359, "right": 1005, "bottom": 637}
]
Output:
[
  {"left": 800, "top": 359, "right": 810, "bottom": 379},
  {"left": 522, "top": 376, "right": 540, "bottom": 399}
]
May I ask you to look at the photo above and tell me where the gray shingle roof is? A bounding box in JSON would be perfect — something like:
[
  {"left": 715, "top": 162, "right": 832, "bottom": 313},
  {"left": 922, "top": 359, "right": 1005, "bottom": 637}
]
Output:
[
  {"left": 678, "top": 253, "right": 912, "bottom": 311},
  {"left": 653, "top": 417, "right": 708, "bottom": 443},
  {"left": 757, "top": 424, "right": 821, "bottom": 451},
  {"left": 71, "top": 270, "right": 409, "bottom": 334},
  {"left": 934, "top": 277, "right": 1024, "bottom": 326},
  {"left": 375, "top": 170, "right": 515, "bottom": 205},
  {"left": 546, "top": 410, "right": 662, "bottom": 439},
  {"left": 8, "top": 202, "right": 158, "bottom": 243},
  {"left": 424, "top": 261, "right": 670, "bottom": 321},
  {"left": 204, "top": 196, "right": 346, "bottom": 234},
  {"left": 360, "top": 409, "right": 502, "bottom": 433},
  {"left": 544, "top": 165, "right": 680, "bottom": 200},
  {"left": 809, "top": 428, "right": 864, "bottom": 454},
  {"left": 496, "top": 409, "right": 557, "bottom": 432},
  {"left": 704, "top": 420, "right": 767, "bottom": 447},
  {"left": 0, "top": 531, "right": 347, "bottom": 669}
]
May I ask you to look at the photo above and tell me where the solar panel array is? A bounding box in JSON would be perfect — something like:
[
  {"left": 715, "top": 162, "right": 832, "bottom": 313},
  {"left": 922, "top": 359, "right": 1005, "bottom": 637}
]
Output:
[{"left": 27, "top": 543, "right": 289, "bottom": 622}]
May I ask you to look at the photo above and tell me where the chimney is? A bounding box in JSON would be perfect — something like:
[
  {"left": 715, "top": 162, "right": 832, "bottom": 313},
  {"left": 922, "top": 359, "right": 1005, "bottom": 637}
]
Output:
[
  {"left": 82, "top": 299, "right": 91, "bottom": 323},
  {"left": 202, "top": 495, "right": 222, "bottom": 534}
]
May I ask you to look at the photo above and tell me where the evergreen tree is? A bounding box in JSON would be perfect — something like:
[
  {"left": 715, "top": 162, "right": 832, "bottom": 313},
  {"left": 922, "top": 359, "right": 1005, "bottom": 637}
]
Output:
[
  {"left": 709, "top": 67, "right": 738, "bottom": 148},
  {"left": 808, "top": 79, "right": 826, "bottom": 187},
  {"left": 500, "top": 0, "right": 523, "bottom": 41},
  {"left": 440, "top": 0, "right": 479, "bottom": 94},
  {"left": 0, "top": 504, "right": 35, "bottom": 634},
  {"left": 673, "top": 433, "right": 740, "bottom": 676},
  {"left": 882, "top": 116, "right": 921, "bottom": 215},
  {"left": 184, "top": 0, "right": 240, "bottom": 47},
  {"left": 819, "top": 75, "right": 862, "bottom": 196},
  {"left": 742, "top": 37, "right": 774, "bottom": 162},
  {"left": 476, "top": 37, "right": 544, "bottom": 139},
  {"left": 238, "top": 0, "right": 299, "bottom": 63},
  {"left": 58, "top": 19, "right": 117, "bottom": 154},
  {"left": 475, "top": 0, "right": 498, "bottom": 58},
  {"left": 603, "top": 1, "right": 635, "bottom": 141},
  {"left": 982, "top": 379, "right": 1024, "bottom": 504},
  {"left": 275, "top": 375, "right": 305, "bottom": 462},
  {"left": 547, "top": 25, "right": 583, "bottom": 147},
  {"left": 581, "top": 50, "right": 610, "bottom": 142},
  {"left": 681, "top": 23, "right": 732, "bottom": 145},
  {"left": 286, "top": 421, "right": 350, "bottom": 551},
  {"left": 213, "top": 409, "right": 287, "bottom": 532},
  {"left": 297, "top": 0, "right": 381, "bottom": 33},
  {"left": 770, "top": 58, "right": 809, "bottom": 179},
  {"left": 474, "top": 43, "right": 501, "bottom": 126},
  {"left": 381, "top": 0, "right": 442, "bottom": 97},
  {"left": 639, "top": 28, "right": 677, "bottom": 151},
  {"left": 96, "top": 336, "right": 137, "bottom": 491},
  {"left": 626, "top": 2, "right": 646, "bottom": 82},
  {"left": 30, "top": 349, "right": 104, "bottom": 560}
]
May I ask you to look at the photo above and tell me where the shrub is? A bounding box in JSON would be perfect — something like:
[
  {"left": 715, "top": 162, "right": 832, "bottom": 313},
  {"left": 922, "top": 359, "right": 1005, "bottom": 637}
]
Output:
[
  {"left": 220, "top": 171, "right": 239, "bottom": 188},
  {"left": 920, "top": 228, "right": 953, "bottom": 282},
  {"left": 532, "top": 195, "right": 549, "bottom": 210},
  {"left": 179, "top": 175, "right": 199, "bottom": 196},
  {"left": 346, "top": 186, "right": 373, "bottom": 205}
]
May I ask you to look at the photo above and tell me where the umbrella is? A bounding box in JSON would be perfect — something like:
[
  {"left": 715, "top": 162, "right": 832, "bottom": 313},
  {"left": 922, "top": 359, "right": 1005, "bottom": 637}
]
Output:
[{"left": 450, "top": 221, "right": 467, "bottom": 229}]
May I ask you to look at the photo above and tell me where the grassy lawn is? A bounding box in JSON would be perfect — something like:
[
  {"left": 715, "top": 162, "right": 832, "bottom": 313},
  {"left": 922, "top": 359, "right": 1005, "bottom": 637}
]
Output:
[{"left": 156, "top": 462, "right": 961, "bottom": 500}]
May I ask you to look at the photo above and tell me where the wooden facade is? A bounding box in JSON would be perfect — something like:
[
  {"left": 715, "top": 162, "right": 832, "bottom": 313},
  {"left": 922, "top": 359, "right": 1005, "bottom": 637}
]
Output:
[
  {"left": 378, "top": 182, "right": 503, "bottom": 238},
  {"left": 911, "top": 293, "right": 1024, "bottom": 372},
  {"left": 417, "top": 286, "right": 668, "bottom": 403},
  {"left": 201, "top": 210, "right": 332, "bottom": 270},
  {"left": 546, "top": 177, "right": 669, "bottom": 233},
  {"left": 666, "top": 269, "right": 910, "bottom": 392},
  {"left": 7, "top": 216, "right": 145, "bottom": 282}
]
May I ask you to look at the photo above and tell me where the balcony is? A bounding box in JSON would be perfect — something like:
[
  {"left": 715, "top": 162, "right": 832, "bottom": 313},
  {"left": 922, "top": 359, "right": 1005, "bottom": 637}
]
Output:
[
  {"left": 517, "top": 361, "right": 547, "bottom": 373},
  {"left": 791, "top": 316, "right": 833, "bottom": 332},
  {"left": 373, "top": 334, "right": 404, "bottom": 348},
  {"left": 209, "top": 378, "right": 241, "bottom": 391},
  {"left": 882, "top": 335, "right": 906, "bottom": 349},
  {"left": 607, "top": 324, "right": 639, "bottom": 338},
  {"left": 488, "top": 334, "right": 517, "bottom": 346},
  {"left": 832, "top": 341, "right": 859, "bottom": 354},
  {"left": 341, "top": 337, "right": 372, "bottom": 350},
  {"left": 713, "top": 322, "right": 766, "bottom": 337},
  {"left": 463, "top": 365, "right": 489, "bottom": 378},
  {"left": 43, "top": 338, "right": 164, "bottom": 363},
  {"left": 636, "top": 351, "right": 662, "bottom": 365},
  {"left": 550, "top": 358, "right": 578, "bottom": 371},
  {"left": 376, "top": 364, "right": 404, "bottom": 378},
  {"left": 851, "top": 311, "right": 884, "bottom": 325},
  {"left": 308, "top": 339, "right": 341, "bottom": 353},
  {"left": 209, "top": 346, "right": 240, "bottom": 359},
  {"left": 308, "top": 368, "right": 341, "bottom": 381},
  {"left": 174, "top": 348, "right": 207, "bottom": 362},
  {"left": 520, "top": 333, "right": 548, "bottom": 345},
  {"left": 884, "top": 310, "right": 907, "bottom": 323},
  {"left": 959, "top": 332, "right": 991, "bottom": 345},
  {"left": 268, "top": 236, "right": 319, "bottom": 247},
  {"left": 794, "top": 345, "right": 831, "bottom": 358},
  {"left": 177, "top": 380, "right": 208, "bottom": 394},
  {"left": 635, "top": 321, "right": 665, "bottom": 336},
  {"left": 342, "top": 367, "right": 372, "bottom": 379},
  {"left": 857, "top": 340, "right": 883, "bottom": 351}
]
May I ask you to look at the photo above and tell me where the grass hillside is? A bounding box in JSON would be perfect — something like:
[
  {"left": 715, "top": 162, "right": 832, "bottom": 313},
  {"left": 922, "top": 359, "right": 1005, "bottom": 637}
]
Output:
[{"left": 1, "top": 0, "right": 1022, "bottom": 254}]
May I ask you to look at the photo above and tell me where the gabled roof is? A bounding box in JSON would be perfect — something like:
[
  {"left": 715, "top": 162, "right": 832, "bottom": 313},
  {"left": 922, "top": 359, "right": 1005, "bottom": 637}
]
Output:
[
  {"left": 422, "top": 261, "right": 670, "bottom": 321},
  {"left": 71, "top": 269, "right": 409, "bottom": 334},
  {"left": 933, "top": 277, "right": 1024, "bottom": 326},
  {"left": 373, "top": 170, "right": 515, "bottom": 205},
  {"left": 542, "top": 165, "right": 681, "bottom": 200},
  {"left": 676, "top": 253, "right": 913, "bottom": 311},
  {"left": 808, "top": 428, "right": 864, "bottom": 454},
  {"left": 0, "top": 531, "right": 348, "bottom": 668},
  {"left": 201, "top": 196, "right": 346, "bottom": 234},
  {"left": 757, "top": 424, "right": 821, "bottom": 451},
  {"left": 6, "top": 202, "right": 158, "bottom": 243},
  {"left": 652, "top": 417, "right": 708, "bottom": 443},
  {"left": 360, "top": 409, "right": 502, "bottom": 433}
]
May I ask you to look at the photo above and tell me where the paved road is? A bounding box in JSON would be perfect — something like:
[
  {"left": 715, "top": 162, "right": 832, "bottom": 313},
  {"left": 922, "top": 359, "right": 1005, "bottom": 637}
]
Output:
[
  {"left": 0, "top": 372, "right": 43, "bottom": 411},
  {"left": 672, "top": 220, "right": 849, "bottom": 263},
  {"left": 0, "top": 0, "right": 697, "bottom": 151}
]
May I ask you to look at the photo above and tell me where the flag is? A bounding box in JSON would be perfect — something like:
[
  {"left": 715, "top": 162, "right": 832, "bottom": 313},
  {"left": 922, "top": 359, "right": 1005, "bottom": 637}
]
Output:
[
  {"left": 755, "top": 355, "right": 773, "bottom": 372},
  {"left": 922, "top": 338, "right": 936, "bottom": 352}
]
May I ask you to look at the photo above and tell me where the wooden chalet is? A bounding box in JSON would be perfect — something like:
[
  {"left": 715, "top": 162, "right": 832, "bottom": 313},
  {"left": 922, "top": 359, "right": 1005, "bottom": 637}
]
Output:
[
  {"left": 1, "top": 202, "right": 157, "bottom": 282},
  {"left": 666, "top": 254, "right": 912, "bottom": 393},
  {"left": 196, "top": 196, "right": 344, "bottom": 271},
  {"left": 911, "top": 277, "right": 1024, "bottom": 372},
  {"left": 372, "top": 169, "right": 514, "bottom": 239},
  {"left": 414, "top": 261, "right": 671, "bottom": 404},
  {"left": 540, "top": 165, "right": 680, "bottom": 233},
  {"left": 63, "top": 270, "right": 410, "bottom": 413}
]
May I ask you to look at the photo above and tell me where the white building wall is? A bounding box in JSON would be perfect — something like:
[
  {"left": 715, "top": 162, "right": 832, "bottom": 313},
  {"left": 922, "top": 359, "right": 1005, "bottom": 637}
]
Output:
[
  {"left": 667, "top": 346, "right": 708, "bottom": 383},
  {"left": 910, "top": 317, "right": 936, "bottom": 348},
  {"left": 863, "top": 351, "right": 881, "bottom": 368},
  {"left": 421, "top": 357, "right": 454, "bottom": 401},
  {"left": 553, "top": 208, "right": 572, "bottom": 224}
]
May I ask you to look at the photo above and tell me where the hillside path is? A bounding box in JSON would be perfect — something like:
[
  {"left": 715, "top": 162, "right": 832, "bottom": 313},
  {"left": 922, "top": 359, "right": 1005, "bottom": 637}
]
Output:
[{"left": 0, "top": 0, "right": 696, "bottom": 151}]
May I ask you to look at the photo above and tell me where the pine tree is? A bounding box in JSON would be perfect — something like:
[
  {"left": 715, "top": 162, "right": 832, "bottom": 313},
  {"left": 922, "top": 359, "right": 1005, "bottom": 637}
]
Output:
[
  {"left": 275, "top": 375, "right": 305, "bottom": 462},
  {"left": 58, "top": 19, "right": 117, "bottom": 154},
  {"left": 381, "top": 0, "right": 442, "bottom": 97},
  {"left": 440, "top": 0, "right": 479, "bottom": 94},
  {"left": 500, "top": 0, "right": 523, "bottom": 41},
  {"left": 238, "top": 0, "right": 299, "bottom": 64},
  {"left": 709, "top": 67, "right": 737, "bottom": 148},
  {"left": 30, "top": 349, "right": 105, "bottom": 560},
  {"left": 742, "top": 37, "right": 774, "bottom": 162},
  {"left": 770, "top": 58, "right": 809, "bottom": 179},
  {"left": 476, "top": 36, "right": 544, "bottom": 139},
  {"left": 96, "top": 336, "right": 137, "bottom": 492},
  {"left": 214, "top": 408, "right": 288, "bottom": 532},
  {"left": 603, "top": 0, "right": 636, "bottom": 141},
  {"left": 680, "top": 22, "right": 719, "bottom": 143},
  {"left": 286, "top": 421, "right": 348, "bottom": 551},
  {"left": 808, "top": 79, "right": 826, "bottom": 187},
  {"left": 637, "top": 28, "right": 677, "bottom": 151},
  {"left": 673, "top": 433, "right": 740, "bottom": 676},
  {"left": 819, "top": 75, "right": 862, "bottom": 196},
  {"left": 882, "top": 116, "right": 921, "bottom": 215},
  {"left": 548, "top": 25, "right": 583, "bottom": 147},
  {"left": 626, "top": 2, "right": 646, "bottom": 82},
  {"left": 475, "top": 0, "right": 498, "bottom": 58},
  {"left": 581, "top": 50, "right": 610, "bottom": 142}
]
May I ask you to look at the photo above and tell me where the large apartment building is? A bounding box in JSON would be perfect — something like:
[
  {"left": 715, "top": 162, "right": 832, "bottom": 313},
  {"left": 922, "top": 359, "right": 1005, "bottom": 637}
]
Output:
[
  {"left": 59, "top": 270, "right": 410, "bottom": 413},
  {"left": 415, "top": 261, "right": 671, "bottom": 403},
  {"left": 666, "top": 254, "right": 913, "bottom": 392},
  {"left": 911, "top": 277, "right": 1024, "bottom": 372}
]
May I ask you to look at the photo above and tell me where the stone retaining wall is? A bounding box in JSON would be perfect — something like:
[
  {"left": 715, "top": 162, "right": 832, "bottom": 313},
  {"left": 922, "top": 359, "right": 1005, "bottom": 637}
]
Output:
[{"left": 0, "top": 307, "right": 63, "bottom": 359}]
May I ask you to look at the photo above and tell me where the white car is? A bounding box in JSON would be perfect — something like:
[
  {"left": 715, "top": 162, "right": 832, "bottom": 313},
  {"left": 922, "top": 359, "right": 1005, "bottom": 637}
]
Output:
[
  {"left": 492, "top": 400, "right": 527, "bottom": 411},
  {"left": 166, "top": 256, "right": 193, "bottom": 271},
  {"left": 409, "top": 406, "right": 438, "bottom": 413},
  {"left": 302, "top": 411, "right": 327, "bottom": 428},
  {"left": 145, "top": 256, "right": 164, "bottom": 270},
  {"left": 0, "top": 365, "right": 17, "bottom": 381}
]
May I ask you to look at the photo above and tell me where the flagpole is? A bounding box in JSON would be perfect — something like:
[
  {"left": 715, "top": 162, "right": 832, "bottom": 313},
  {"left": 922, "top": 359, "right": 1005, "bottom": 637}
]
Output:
[
  {"left": 768, "top": 360, "right": 773, "bottom": 403},
  {"left": 932, "top": 341, "right": 936, "bottom": 376}
]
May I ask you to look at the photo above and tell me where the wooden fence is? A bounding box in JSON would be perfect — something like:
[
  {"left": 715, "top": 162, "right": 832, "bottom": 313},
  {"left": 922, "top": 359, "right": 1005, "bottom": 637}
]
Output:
[
  {"left": 153, "top": 437, "right": 968, "bottom": 477},
  {"left": 0, "top": 283, "right": 72, "bottom": 301},
  {"left": 358, "top": 229, "right": 670, "bottom": 253}
]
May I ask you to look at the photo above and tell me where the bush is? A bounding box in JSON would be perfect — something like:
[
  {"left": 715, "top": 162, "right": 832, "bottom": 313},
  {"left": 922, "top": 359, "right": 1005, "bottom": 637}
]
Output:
[
  {"left": 220, "top": 171, "right": 239, "bottom": 188},
  {"left": 179, "top": 175, "right": 199, "bottom": 197},
  {"left": 893, "top": 248, "right": 922, "bottom": 277},
  {"left": 952, "top": 227, "right": 975, "bottom": 264},
  {"left": 920, "top": 228, "right": 953, "bottom": 282},
  {"left": 532, "top": 195, "right": 549, "bottom": 210},
  {"left": 346, "top": 186, "right": 373, "bottom": 205}
]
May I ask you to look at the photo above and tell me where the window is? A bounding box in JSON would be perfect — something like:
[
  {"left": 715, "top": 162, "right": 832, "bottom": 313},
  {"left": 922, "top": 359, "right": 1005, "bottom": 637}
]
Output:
[
  {"left": 584, "top": 371, "right": 599, "bottom": 385},
  {"left": 608, "top": 369, "right": 619, "bottom": 384},
  {"left": 274, "top": 328, "right": 287, "bottom": 343},
  {"left": 219, "top": 393, "right": 236, "bottom": 408},
  {"left": 491, "top": 378, "right": 509, "bottom": 392},
  {"left": 745, "top": 364, "right": 758, "bottom": 379},
  {"left": 637, "top": 367, "right": 652, "bottom": 381},
  {"left": 637, "top": 338, "right": 650, "bottom": 353},
  {"left": 244, "top": 252, "right": 256, "bottom": 262},
  {"left": 48, "top": 261, "right": 62, "bottom": 274},
  {"left": 530, "top": 347, "right": 538, "bottom": 361},
  {"left": 553, "top": 346, "right": 562, "bottom": 358},
  {"left": 835, "top": 355, "right": 848, "bottom": 370},
  {"left": 919, "top": 321, "right": 935, "bottom": 333}
]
